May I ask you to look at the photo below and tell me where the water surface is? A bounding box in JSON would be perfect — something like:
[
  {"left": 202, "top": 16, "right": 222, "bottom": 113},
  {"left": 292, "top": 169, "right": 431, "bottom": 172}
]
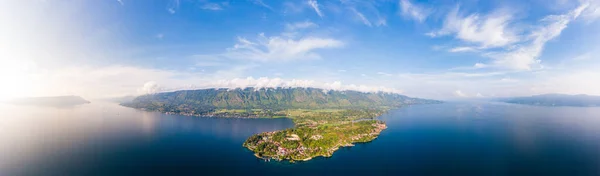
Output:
[{"left": 2, "top": 101, "right": 600, "bottom": 175}]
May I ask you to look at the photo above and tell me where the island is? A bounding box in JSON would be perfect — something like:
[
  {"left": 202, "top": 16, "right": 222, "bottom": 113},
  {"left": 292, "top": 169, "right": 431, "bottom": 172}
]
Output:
[
  {"left": 499, "top": 94, "right": 600, "bottom": 107},
  {"left": 243, "top": 109, "right": 388, "bottom": 161},
  {"left": 121, "top": 87, "right": 440, "bottom": 161}
]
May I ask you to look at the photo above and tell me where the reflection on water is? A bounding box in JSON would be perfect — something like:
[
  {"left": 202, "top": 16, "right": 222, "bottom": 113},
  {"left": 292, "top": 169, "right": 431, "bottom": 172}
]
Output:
[
  {"left": 0, "top": 101, "right": 294, "bottom": 175},
  {"left": 2, "top": 101, "right": 600, "bottom": 175}
]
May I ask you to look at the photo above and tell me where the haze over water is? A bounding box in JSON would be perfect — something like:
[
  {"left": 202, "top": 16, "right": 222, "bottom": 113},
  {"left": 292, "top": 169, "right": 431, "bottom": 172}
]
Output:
[{"left": 2, "top": 102, "right": 600, "bottom": 175}]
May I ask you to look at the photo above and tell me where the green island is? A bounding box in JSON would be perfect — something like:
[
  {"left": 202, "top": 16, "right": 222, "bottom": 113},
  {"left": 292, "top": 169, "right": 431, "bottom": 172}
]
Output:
[
  {"left": 121, "top": 87, "right": 440, "bottom": 161},
  {"left": 243, "top": 109, "right": 387, "bottom": 161}
]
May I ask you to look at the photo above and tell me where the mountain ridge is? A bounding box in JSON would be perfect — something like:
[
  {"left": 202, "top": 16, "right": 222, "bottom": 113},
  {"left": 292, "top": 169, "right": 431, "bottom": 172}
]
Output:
[
  {"left": 121, "top": 87, "right": 440, "bottom": 116},
  {"left": 499, "top": 94, "right": 600, "bottom": 107}
]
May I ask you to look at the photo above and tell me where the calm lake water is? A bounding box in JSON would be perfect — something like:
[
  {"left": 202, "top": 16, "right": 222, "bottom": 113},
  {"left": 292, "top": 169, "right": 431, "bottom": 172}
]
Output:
[{"left": 2, "top": 101, "right": 600, "bottom": 175}]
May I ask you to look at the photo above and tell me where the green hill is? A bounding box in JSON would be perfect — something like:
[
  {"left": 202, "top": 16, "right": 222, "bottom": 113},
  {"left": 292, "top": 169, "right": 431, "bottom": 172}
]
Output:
[{"left": 121, "top": 87, "right": 439, "bottom": 116}]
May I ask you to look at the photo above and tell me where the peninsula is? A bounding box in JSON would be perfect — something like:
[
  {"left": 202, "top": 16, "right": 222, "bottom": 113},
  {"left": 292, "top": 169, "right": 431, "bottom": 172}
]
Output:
[
  {"left": 243, "top": 109, "right": 388, "bottom": 161},
  {"left": 121, "top": 87, "right": 439, "bottom": 161}
]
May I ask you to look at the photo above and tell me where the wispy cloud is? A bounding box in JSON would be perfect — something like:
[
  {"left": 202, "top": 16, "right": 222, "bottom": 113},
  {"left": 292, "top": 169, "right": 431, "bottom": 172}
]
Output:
[
  {"left": 201, "top": 3, "right": 223, "bottom": 11},
  {"left": 429, "top": 7, "right": 518, "bottom": 49},
  {"left": 582, "top": 0, "right": 600, "bottom": 21},
  {"left": 453, "top": 90, "right": 467, "bottom": 97},
  {"left": 285, "top": 21, "right": 318, "bottom": 30},
  {"left": 307, "top": 0, "right": 324, "bottom": 17},
  {"left": 572, "top": 52, "right": 592, "bottom": 61},
  {"left": 195, "top": 60, "right": 224, "bottom": 67},
  {"left": 167, "top": 0, "right": 180, "bottom": 14},
  {"left": 252, "top": 0, "right": 274, "bottom": 11},
  {"left": 377, "top": 72, "right": 392, "bottom": 76},
  {"left": 399, "top": 0, "right": 430, "bottom": 22},
  {"left": 117, "top": 0, "right": 124, "bottom": 6},
  {"left": 224, "top": 33, "right": 344, "bottom": 62},
  {"left": 394, "top": 71, "right": 527, "bottom": 98},
  {"left": 448, "top": 46, "right": 477, "bottom": 53},
  {"left": 435, "top": 2, "right": 590, "bottom": 70},
  {"left": 350, "top": 8, "right": 372, "bottom": 27},
  {"left": 340, "top": 0, "right": 386, "bottom": 27},
  {"left": 205, "top": 77, "right": 404, "bottom": 94},
  {"left": 487, "top": 3, "right": 588, "bottom": 70}
]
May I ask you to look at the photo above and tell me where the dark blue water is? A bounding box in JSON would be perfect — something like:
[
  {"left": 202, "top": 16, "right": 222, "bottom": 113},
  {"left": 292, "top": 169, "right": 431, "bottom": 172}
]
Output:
[{"left": 2, "top": 101, "right": 600, "bottom": 175}]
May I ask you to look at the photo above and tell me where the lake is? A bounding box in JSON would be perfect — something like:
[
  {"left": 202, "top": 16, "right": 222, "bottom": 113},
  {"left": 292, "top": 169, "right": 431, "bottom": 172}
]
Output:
[{"left": 2, "top": 101, "right": 600, "bottom": 175}]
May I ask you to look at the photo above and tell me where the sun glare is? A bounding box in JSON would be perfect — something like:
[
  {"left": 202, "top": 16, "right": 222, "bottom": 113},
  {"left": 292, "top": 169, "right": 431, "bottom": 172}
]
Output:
[{"left": 0, "top": 59, "right": 37, "bottom": 101}]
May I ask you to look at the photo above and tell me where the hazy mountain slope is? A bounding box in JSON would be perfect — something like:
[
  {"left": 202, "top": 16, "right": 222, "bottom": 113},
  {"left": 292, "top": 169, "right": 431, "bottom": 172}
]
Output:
[{"left": 501, "top": 94, "right": 600, "bottom": 107}]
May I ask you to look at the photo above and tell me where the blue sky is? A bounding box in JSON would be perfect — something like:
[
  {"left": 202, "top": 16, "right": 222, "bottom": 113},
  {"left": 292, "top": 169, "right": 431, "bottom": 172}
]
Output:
[{"left": 1, "top": 0, "right": 600, "bottom": 99}]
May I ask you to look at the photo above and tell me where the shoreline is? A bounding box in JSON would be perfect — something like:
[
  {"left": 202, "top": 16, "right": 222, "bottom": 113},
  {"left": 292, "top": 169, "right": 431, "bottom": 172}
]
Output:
[
  {"left": 124, "top": 105, "right": 389, "bottom": 163},
  {"left": 244, "top": 121, "right": 387, "bottom": 162}
]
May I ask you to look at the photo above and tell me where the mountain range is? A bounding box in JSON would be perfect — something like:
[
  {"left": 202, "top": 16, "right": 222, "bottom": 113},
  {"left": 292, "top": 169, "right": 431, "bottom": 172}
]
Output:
[
  {"left": 121, "top": 87, "right": 440, "bottom": 115},
  {"left": 500, "top": 94, "right": 600, "bottom": 107}
]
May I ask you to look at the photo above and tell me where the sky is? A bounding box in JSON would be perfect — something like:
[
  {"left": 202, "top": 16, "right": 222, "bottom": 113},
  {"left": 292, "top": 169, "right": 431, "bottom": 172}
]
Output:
[{"left": 1, "top": 0, "right": 600, "bottom": 100}]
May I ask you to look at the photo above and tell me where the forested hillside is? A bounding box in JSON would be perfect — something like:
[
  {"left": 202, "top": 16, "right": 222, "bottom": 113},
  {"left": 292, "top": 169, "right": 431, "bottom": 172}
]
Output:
[{"left": 121, "top": 87, "right": 439, "bottom": 115}]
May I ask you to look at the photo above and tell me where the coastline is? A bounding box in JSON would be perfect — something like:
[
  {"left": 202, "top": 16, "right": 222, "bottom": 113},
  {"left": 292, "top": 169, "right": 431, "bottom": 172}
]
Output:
[
  {"left": 123, "top": 105, "right": 391, "bottom": 162},
  {"left": 244, "top": 120, "right": 387, "bottom": 162}
]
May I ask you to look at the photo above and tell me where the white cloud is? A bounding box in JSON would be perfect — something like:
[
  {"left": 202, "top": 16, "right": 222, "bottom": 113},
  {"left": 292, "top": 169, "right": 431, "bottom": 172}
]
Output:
[
  {"left": 447, "top": 63, "right": 489, "bottom": 71},
  {"left": 167, "top": 0, "right": 180, "bottom": 14},
  {"left": 453, "top": 90, "right": 468, "bottom": 97},
  {"left": 322, "top": 81, "right": 403, "bottom": 94},
  {"left": 399, "top": 0, "right": 429, "bottom": 22},
  {"left": 8, "top": 65, "right": 207, "bottom": 98},
  {"left": 252, "top": 0, "right": 273, "bottom": 10},
  {"left": 449, "top": 46, "right": 477, "bottom": 53},
  {"left": 138, "top": 81, "right": 162, "bottom": 94},
  {"left": 195, "top": 60, "right": 223, "bottom": 67},
  {"left": 225, "top": 33, "right": 344, "bottom": 62},
  {"left": 474, "top": 63, "right": 488, "bottom": 68},
  {"left": 307, "top": 0, "right": 323, "bottom": 17},
  {"left": 430, "top": 7, "right": 518, "bottom": 48},
  {"left": 530, "top": 70, "right": 600, "bottom": 96},
  {"left": 0, "top": 60, "right": 256, "bottom": 99},
  {"left": 582, "top": 0, "right": 600, "bottom": 21},
  {"left": 475, "top": 93, "right": 484, "bottom": 97},
  {"left": 437, "top": 3, "right": 590, "bottom": 70},
  {"left": 210, "top": 77, "right": 313, "bottom": 90},
  {"left": 201, "top": 3, "right": 223, "bottom": 11},
  {"left": 377, "top": 72, "right": 393, "bottom": 76},
  {"left": 393, "top": 71, "right": 529, "bottom": 99},
  {"left": 205, "top": 77, "right": 403, "bottom": 94},
  {"left": 340, "top": 1, "right": 386, "bottom": 27},
  {"left": 285, "top": 21, "right": 318, "bottom": 30},
  {"left": 487, "top": 3, "right": 588, "bottom": 70},
  {"left": 572, "top": 52, "right": 592, "bottom": 61},
  {"left": 350, "top": 8, "right": 372, "bottom": 27}
]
